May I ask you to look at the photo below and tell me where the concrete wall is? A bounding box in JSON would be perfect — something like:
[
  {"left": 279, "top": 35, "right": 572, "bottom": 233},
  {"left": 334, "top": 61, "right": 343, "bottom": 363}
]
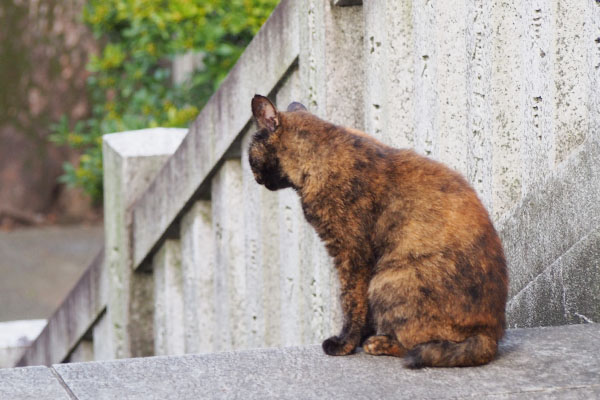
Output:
[{"left": 16, "top": 0, "right": 600, "bottom": 366}]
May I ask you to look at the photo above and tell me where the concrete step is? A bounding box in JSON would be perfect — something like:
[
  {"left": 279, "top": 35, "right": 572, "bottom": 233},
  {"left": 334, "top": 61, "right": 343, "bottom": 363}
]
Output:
[{"left": 2, "top": 323, "right": 599, "bottom": 400}]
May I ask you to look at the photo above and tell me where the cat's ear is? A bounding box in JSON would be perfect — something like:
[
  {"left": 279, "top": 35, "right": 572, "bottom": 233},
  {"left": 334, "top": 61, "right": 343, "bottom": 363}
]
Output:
[
  {"left": 252, "top": 95, "right": 280, "bottom": 133},
  {"left": 287, "top": 101, "right": 307, "bottom": 112}
]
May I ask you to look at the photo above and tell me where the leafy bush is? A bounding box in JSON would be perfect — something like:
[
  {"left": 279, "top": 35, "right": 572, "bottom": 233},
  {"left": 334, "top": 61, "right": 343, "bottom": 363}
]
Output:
[{"left": 51, "top": 0, "right": 279, "bottom": 203}]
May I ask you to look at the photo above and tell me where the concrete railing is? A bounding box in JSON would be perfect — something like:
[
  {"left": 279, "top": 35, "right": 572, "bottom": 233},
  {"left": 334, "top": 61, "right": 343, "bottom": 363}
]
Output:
[
  {"left": 15, "top": 0, "right": 600, "bottom": 366},
  {"left": 0, "top": 320, "right": 46, "bottom": 368},
  {"left": 16, "top": 128, "right": 188, "bottom": 366}
]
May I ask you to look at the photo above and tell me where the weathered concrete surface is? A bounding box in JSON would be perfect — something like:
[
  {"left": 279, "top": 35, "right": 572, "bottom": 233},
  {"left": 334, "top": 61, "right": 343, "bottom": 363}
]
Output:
[
  {"left": 211, "top": 160, "right": 246, "bottom": 351},
  {"left": 91, "top": 312, "right": 112, "bottom": 362},
  {"left": 241, "top": 129, "right": 281, "bottom": 348},
  {"left": 508, "top": 225, "right": 600, "bottom": 328},
  {"left": 40, "top": 324, "right": 600, "bottom": 400},
  {"left": 0, "top": 366, "right": 71, "bottom": 400},
  {"left": 102, "top": 128, "right": 186, "bottom": 359},
  {"left": 180, "top": 201, "right": 215, "bottom": 353},
  {"left": 153, "top": 239, "right": 185, "bottom": 356},
  {"left": 68, "top": 340, "right": 94, "bottom": 363},
  {"left": 363, "top": 0, "right": 415, "bottom": 150}
]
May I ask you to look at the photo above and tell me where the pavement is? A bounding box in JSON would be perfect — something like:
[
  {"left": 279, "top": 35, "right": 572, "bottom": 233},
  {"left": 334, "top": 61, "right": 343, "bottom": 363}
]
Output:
[
  {"left": 0, "top": 225, "right": 103, "bottom": 322},
  {"left": 1, "top": 323, "right": 598, "bottom": 399}
]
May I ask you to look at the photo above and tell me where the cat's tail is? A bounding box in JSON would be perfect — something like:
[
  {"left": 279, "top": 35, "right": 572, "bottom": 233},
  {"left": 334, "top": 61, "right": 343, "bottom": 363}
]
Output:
[{"left": 404, "top": 334, "right": 498, "bottom": 368}]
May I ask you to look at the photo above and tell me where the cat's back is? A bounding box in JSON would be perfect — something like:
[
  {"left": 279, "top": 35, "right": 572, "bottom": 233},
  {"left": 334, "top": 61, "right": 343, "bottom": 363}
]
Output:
[
  {"left": 337, "top": 126, "right": 495, "bottom": 244},
  {"left": 343, "top": 128, "right": 473, "bottom": 198},
  {"left": 358, "top": 141, "right": 501, "bottom": 263}
]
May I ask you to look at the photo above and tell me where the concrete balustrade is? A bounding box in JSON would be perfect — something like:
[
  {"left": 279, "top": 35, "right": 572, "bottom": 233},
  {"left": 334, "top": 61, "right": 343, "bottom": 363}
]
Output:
[
  {"left": 102, "top": 128, "right": 187, "bottom": 360},
  {"left": 180, "top": 200, "right": 215, "bottom": 353},
  {"left": 212, "top": 159, "right": 246, "bottom": 351},
  {"left": 241, "top": 131, "right": 281, "bottom": 349},
  {"left": 153, "top": 239, "right": 185, "bottom": 356},
  {"left": 0, "top": 320, "right": 46, "bottom": 368},
  {"left": 11, "top": 0, "right": 600, "bottom": 370}
]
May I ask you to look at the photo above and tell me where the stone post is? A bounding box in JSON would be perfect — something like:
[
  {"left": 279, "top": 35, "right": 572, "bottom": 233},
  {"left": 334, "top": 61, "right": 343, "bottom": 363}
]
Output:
[
  {"left": 101, "top": 128, "right": 187, "bottom": 359},
  {"left": 153, "top": 239, "right": 185, "bottom": 356},
  {"left": 180, "top": 200, "right": 216, "bottom": 353},
  {"left": 211, "top": 159, "right": 245, "bottom": 351},
  {"left": 241, "top": 130, "right": 280, "bottom": 349},
  {"left": 68, "top": 339, "right": 94, "bottom": 363},
  {"left": 298, "top": 0, "right": 365, "bottom": 339}
]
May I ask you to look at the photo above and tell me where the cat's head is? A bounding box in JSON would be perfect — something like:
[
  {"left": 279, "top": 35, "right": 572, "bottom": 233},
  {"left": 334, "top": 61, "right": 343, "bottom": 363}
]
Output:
[{"left": 248, "top": 94, "right": 307, "bottom": 191}]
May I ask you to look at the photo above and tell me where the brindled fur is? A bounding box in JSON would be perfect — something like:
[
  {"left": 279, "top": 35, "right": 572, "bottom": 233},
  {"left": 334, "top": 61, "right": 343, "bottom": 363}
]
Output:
[{"left": 248, "top": 95, "right": 508, "bottom": 368}]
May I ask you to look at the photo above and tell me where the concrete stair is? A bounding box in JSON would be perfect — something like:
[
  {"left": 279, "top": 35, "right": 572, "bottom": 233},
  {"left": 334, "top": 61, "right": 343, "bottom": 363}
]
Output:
[{"left": 2, "top": 323, "right": 599, "bottom": 399}]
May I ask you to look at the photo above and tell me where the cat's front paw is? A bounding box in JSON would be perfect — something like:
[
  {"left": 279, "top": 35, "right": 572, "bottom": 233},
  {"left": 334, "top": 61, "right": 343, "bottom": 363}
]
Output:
[{"left": 322, "top": 335, "right": 356, "bottom": 356}]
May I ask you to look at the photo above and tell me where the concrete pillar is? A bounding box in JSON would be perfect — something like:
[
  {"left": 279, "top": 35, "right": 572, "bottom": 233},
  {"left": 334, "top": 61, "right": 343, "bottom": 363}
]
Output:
[
  {"left": 300, "top": 0, "right": 365, "bottom": 129},
  {"left": 92, "top": 312, "right": 111, "bottom": 361},
  {"left": 277, "top": 189, "right": 304, "bottom": 345},
  {"left": 363, "top": 0, "right": 415, "bottom": 149},
  {"left": 411, "top": 0, "right": 439, "bottom": 159},
  {"left": 521, "top": 0, "right": 555, "bottom": 193},
  {"left": 241, "top": 130, "right": 281, "bottom": 349},
  {"left": 298, "top": 0, "right": 364, "bottom": 342},
  {"left": 465, "top": 0, "right": 494, "bottom": 211},
  {"left": 589, "top": 0, "right": 600, "bottom": 142},
  {"left": 552, "top": 0, "right": 589, "bottom": 164},
  {"left": 180, "top": 200, "right": 215, "bottom": 353},
  {"left": 153, "top": 240, "right": 185, "bottom": 356},
  {"left": 296, "top": 223, "right": 321, "bottom": 344},
  {"left": 68, "top": 340, "right": 94, "bottom": 363},
  {"left": 489, "top": 1, "right": 525, "bottom": 221},
  {"left": 273, "top": 71, "right": 307, "bottom": 345},
  {"left": 211, "top": 159, "right": 245, "bottom": 351},
  {"left": 432, "top": 1, "right": 469, "bottom": 174},
  {"left": 433, "top": 1, "right": 470, "bottom": 174},
  {"left": 102, "top": 128, "right": 187, "bottom": 359}
]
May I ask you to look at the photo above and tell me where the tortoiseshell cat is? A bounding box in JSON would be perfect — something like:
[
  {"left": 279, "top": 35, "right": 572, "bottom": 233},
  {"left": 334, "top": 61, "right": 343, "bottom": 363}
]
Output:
[{"left": 248, "top": 95, "right": 508, "bottom": 367}]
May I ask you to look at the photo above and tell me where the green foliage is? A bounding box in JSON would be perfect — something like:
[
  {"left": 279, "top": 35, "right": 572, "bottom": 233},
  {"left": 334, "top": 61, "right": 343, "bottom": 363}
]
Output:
[{"left": 51, "top": 0, "right": 278, "bottom": 203}]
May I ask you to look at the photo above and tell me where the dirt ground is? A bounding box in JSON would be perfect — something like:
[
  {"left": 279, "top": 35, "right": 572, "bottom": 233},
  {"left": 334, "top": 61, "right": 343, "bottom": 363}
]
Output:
[{"left": 0, "top": 225, "right": 103, "bottom": 322}]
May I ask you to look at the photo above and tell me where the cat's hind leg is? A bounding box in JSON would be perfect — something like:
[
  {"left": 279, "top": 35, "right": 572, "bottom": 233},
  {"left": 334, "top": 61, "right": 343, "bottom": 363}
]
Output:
[{"left": 363, "top": 335, "right": 408, "bottom": 357}]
